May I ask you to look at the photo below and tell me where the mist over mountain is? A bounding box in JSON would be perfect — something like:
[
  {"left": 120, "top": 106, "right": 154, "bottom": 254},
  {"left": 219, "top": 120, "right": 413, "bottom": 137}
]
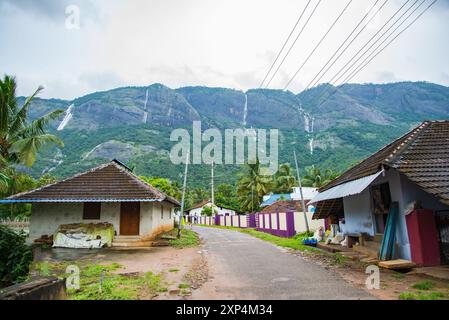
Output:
[{"left": 19, "top": 81, "right": 449, "bottom": 187}]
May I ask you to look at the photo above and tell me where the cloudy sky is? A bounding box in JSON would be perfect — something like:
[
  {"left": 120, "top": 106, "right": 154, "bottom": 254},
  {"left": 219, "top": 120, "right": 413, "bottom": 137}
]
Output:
[{"left": 0, "top": 0, "right": 448, "bottom": 99}]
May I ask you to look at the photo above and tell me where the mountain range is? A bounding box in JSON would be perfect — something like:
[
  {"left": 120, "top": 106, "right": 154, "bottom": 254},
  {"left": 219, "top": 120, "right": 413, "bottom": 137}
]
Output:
[{"left": 19, "top": 81, "right": 449, "bottom": 188}]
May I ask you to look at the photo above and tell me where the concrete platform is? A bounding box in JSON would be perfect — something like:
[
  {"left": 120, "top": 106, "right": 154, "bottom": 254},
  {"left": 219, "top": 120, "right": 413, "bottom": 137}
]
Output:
[
  {"left": 409, "top": 266, "right": 449, "bottom": 280},
  {"left": 378, "top": 259, "right": 416, "bottom": 270}
]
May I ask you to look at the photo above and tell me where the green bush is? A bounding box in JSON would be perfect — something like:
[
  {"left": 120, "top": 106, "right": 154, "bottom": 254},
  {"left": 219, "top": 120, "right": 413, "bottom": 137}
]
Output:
[{"left": 0, "top": 225, "right": 33, "bottom": 288}]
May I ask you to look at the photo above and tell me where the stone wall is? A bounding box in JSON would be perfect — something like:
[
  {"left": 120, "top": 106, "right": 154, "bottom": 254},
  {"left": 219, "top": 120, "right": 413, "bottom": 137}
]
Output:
[{"left": 0, "top": 277, "right": 67, "bottom": 300}]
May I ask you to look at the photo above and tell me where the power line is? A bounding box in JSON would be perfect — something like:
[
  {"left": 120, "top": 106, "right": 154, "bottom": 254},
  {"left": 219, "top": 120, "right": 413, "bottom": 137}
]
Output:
[
  {"left": 304, "top": 0, "right": 416, "bottom": 109},
  {"left": 313, "top": 0, "right": 438, "bottom": 110},
  {"left": 282, "top": 1, "right": 385, "bottom": 124},
  {"left": 342, "top": 0, "right": 437, "bottom": 84},
  {"left": 259, "top": 0, "right": 313, "bottom": 88},
  {"left": 305, "top": 0, "right": 388, "bottom": 91},
  {"left": 283, "top": 0, "right": 353, "bottom": 91},
  {"left": 327, "top": 0, "right": 415, "bottom": 85},
  {"left": 264, "top": 0, "right": 322, "bottom": 88},
  {"left": 332, "top": 0, "right": 422, "bottom": 85}
]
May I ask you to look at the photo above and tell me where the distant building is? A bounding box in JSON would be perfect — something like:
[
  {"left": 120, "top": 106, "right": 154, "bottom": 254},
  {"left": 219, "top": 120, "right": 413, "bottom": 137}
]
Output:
[
  {"left": 261, "top": 187, "right": 318, "bottom": 211},
  {"left": 186, "top": 200, "right": 236, "bottom": 222},
  {"left": 259, "top": 200, "right": 324, "bottom": 234}
]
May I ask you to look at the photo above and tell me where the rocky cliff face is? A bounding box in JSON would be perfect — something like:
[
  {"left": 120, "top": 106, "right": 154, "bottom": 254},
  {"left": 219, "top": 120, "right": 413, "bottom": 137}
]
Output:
[{"left": 21, "top": 81, "right": 449, "bottom": 187}]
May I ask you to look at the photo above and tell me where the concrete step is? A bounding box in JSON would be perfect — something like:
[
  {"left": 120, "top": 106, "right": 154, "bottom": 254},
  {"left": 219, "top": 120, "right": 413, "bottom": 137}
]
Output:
[
  {"left": 352, "top": 241, "right": 380, "bottom": 259},
  {"left": 360, "top": 257, "right": 379, "bottom": 264},
  {"left": 152, "top": 240, "right": 170, "bottom": 247},
  {"left": 112, "top": 236, "right": 152, "bottom": 247},
  {"left": 341, "top": 252, "right": 364, "bottom": 261},
  {"left": 114, "top": 236, "right": 141, "bottom": 241},
  {"left": 112, "top": 240, "right": 153, "bottom": 248},
  {"left": 353, "top": 246, "right": 378, "bottom": 259}
]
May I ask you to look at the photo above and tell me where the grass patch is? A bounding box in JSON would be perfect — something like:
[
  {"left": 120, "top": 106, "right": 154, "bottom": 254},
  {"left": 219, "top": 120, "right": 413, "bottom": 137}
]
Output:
[
  {"left": 416, "top": 291, "right": 447, "bottom": 300},
  {"left": 168, "top": 229, "right": 200, "bottom": 249},
  {"left": 412, "top": 280, "right": 436, "bottom": 291},
  {"left": 330, "top": 252, "right": 348, "bottom": 266},
  {"left": 399, "top": 292, "right": 417, "bottom": 300},
  {"left": 33, "top": 261, "right": 166, "bottom": 300},
  {"left": 392, "top": 272, "right": 406, "bottom": 280},
  {"left": 178, "top": 283, "right": 190, "bottom": 289},
  {"left": 169, "top": 268, "right": 179, "bottom": 273},
  {"left": 399, "top": 291, "right": 448, "bottom": 300}
]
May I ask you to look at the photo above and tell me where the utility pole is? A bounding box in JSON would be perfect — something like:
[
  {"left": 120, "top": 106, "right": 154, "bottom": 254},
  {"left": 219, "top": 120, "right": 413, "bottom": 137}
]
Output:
[
  {"left": 251, "top": 185, "right": 254, "bottom": 213},
  {"left": 178, "top": 151, "right": 190, "bottom": 238},
  {"left": 294, "top": 150, "right": 310, "bottom": 233},
  {"left": 211, "top": 162, "right": 215, "bottom": 205}
]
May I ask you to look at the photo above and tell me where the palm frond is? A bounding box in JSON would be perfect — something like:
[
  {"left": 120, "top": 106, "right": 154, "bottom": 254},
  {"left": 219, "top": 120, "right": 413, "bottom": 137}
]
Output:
[
  {"left": 9, "top": 85, "right": 44, "bottom": 136},
  {"left": 10, "top": 134, "right": 64, "bottom": 167},
  {"left": 0, "top": 75, "right": 18, "bottom": 135},
  {"left": 20, "top": 109, "right": 65, "bottom": 137}
]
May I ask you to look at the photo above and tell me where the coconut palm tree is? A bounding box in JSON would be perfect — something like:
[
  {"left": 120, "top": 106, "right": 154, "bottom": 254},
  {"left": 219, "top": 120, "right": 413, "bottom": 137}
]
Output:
[
  {"left": 273, "top": 163, "right": 296, "bottom": 193},
  {"left": 0, "top": 75, "right": 64, "bottom": 169},
  {"left": 302, "top": 165, "right": 339, "bottom": 188},
  {"left": 237, "top": 159, "right": 272, "bottom": 213}
]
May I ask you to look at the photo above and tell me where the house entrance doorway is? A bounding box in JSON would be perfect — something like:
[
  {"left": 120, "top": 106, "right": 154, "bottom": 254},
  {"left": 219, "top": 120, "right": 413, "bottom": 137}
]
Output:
[
  {"left": 120, "top": 202, "right": 140, "bottom": 236},
  {"left": 371, "top": 183, "right": 392, "bottom": 234},
  {"left": 435, "top": 210, "right": 449, "bottom": 265}
]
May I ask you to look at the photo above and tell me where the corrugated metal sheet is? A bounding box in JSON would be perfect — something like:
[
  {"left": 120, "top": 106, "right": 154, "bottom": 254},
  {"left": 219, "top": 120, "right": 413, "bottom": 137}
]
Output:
[{"left": 310, "top": 171, "right": 383, "bottom": 204}]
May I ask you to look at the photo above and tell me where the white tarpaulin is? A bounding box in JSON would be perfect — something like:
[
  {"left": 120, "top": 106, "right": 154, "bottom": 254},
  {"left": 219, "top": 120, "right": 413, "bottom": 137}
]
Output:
[
  {"left": 309, "top": 171, "right": 383, "bottom": 204},
  {"left": 53, "top": 232, "right": 104, "bottom": 249}
]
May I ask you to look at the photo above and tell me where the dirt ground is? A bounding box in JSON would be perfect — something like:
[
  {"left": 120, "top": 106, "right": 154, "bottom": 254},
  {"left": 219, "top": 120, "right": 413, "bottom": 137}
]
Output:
[
  {"left": 295, "top": 250, "right": 449, "bottom": 300},
  {"left": 33, "top": 246, "right": 207, "bottom": 300}
]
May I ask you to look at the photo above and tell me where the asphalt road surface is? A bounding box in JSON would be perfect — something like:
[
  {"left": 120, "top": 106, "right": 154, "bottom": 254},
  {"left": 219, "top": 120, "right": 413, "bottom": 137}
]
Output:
[{"left": 191, "top": 226, "right": 374, "bottom": 300}]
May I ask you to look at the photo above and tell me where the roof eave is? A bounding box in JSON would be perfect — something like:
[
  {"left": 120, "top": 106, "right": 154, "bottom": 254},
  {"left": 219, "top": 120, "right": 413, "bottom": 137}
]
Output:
[{"left": 0, "top": 198, "right": 166, "bottom": 204}]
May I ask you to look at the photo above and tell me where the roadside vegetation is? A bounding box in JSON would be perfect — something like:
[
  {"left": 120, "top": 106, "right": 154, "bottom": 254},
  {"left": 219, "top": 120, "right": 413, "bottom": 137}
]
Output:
[
  {"left": 0, "top": 224, "right": 33, "bottom": 288},
  {"left": 166, "top": 228, "right": 200, "bottom": 249},
  {"left": 0, "top": 75, "right": 63, "bottom": 219}
]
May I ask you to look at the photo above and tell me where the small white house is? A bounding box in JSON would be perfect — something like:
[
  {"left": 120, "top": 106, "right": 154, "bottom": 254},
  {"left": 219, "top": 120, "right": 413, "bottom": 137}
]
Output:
[
  {"left": 1, "top": 160, "right": 180, "bottom": 247},
  {"left": 187, "top": 200, "right": 236, "bottom": 222}
]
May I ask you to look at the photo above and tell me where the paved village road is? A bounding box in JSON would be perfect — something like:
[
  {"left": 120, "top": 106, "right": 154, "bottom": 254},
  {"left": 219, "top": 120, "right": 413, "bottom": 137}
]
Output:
[{"left": 190, "top": 226, "right": 375, "bottom": 300}]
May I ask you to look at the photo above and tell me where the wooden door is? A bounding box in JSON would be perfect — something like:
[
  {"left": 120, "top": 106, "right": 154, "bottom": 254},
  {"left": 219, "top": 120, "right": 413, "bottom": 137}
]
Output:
[
  {"left": 436, "top": 210, "right": 449, "bottom": 265},
  {"left": 120, "top": 202, "right": 140, "bottom": 235}
]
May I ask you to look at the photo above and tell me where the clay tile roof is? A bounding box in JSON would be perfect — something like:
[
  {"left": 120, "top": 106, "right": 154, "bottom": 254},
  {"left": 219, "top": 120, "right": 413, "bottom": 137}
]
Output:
[
  {"left": 6, "top": 159, "right": 180, "bottom": 205},
  {"left": 187, "top": 200, "right": 211, "bottom": 211},
  {"left": 261, "top": 200, "right": 304, "bottom": 213},
  {"left": 320, "top": 121, "right": 449, "bottom": 206}
]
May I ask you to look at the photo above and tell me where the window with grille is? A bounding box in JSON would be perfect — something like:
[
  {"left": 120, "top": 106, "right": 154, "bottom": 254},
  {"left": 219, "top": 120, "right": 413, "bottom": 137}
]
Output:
[{"left": 83, "top": 203, "right": 101, "bottom": 220}]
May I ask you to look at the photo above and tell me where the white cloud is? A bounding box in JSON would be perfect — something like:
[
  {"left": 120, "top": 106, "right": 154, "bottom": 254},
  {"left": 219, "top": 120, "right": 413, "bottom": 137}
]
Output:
[{"left": 0, "top": 0, "right": 448, "bottom": 99}]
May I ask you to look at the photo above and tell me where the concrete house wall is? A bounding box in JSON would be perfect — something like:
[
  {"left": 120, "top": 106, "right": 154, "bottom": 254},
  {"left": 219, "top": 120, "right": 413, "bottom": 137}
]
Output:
[
  {"left": 341, "top": 168, "right": 449, "bottom": 260},
  {"left": 341, "top": 169, "right": 411, "bottom": 259},
  {"left": 29, "top": 201, "right": 174, "bottom": 243}
]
